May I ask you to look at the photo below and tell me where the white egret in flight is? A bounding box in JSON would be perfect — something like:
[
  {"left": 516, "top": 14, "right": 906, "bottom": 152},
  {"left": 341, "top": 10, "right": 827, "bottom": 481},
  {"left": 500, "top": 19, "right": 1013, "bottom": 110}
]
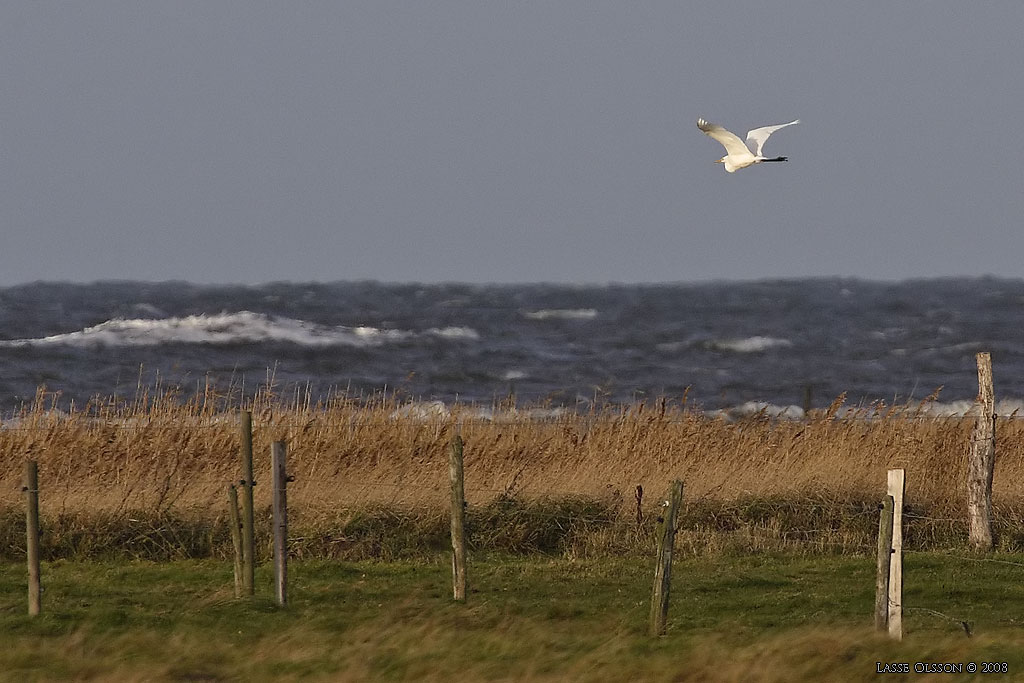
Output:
[{"left": 697, "top": 118, "right": 799, "bottom": 173}]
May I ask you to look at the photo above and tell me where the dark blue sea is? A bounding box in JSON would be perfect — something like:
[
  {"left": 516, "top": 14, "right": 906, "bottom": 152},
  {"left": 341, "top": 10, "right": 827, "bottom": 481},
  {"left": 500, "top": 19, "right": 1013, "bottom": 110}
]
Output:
[{"left": 1, "top": 278, "right": 1022, "bottom": 417}]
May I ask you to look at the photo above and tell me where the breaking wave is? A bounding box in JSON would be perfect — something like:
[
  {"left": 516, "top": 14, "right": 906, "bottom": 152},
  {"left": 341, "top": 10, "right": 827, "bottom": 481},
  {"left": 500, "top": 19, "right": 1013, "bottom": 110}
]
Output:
[{"left": 0, "top": 312, "right": 479, "bottom": 348}]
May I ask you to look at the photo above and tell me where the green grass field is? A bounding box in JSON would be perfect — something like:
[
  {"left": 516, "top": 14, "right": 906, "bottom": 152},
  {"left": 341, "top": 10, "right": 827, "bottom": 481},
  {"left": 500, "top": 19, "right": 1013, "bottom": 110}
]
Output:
[{"left": 2, "top": 552, "right": 1023, "bottom": 682}]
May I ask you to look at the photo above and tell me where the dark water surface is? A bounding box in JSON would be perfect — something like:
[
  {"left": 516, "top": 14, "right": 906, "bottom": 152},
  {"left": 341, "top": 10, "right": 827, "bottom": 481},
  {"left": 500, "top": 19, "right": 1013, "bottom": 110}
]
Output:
[{"left": 1, "top": 278, "right": 1021, "bottom": 415}]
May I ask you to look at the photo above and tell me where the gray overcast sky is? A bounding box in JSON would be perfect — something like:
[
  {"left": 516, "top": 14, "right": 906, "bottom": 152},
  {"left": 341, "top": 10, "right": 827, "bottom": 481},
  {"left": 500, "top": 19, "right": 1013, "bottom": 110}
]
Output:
[{"left": 2, "top": 3, "right": 1023, "bottom": 285}]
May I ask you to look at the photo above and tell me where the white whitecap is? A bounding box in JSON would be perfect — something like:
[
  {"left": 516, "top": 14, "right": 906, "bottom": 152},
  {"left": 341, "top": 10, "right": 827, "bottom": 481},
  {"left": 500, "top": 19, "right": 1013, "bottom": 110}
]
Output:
[
  {"left": 0, "top": 312, "right": 478, "bottom": 349},
  {"left": 130, "top": 303, "right": 166, "bottom": 318},
  {"left": 917, "top": 399, "right": 1024, "bottom": 418},
  {"left": 351, "top": 326, "right": 412, "bottom": 342},
  {"left": 708, "top": 336, "right": 793, "bottom": 353},
  {"left": 710, "top": 401, "right": 805, "bottom": 421},
  {"left": 468, "top": 406, "right": 567, "bottom": 422},
  {"left": 428, "top": 326, "right": 480, "bottom": 340},
  {"left": 522, "top": 308, "right": 598, "bottom": 321},
  {"left": 389, "top": 401, "right": 451, "bottom": 420}
]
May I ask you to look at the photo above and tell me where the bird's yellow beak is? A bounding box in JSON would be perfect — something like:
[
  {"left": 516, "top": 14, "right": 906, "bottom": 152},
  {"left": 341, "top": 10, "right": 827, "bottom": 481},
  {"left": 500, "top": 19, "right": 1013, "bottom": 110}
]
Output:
[{"left": 715, "top": 158, "right": 724, "bottom": 164}]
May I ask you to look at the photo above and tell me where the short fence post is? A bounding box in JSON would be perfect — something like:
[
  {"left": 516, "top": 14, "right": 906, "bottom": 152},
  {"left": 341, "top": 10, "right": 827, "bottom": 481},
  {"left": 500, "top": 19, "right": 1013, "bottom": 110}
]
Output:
[
  {"left": 650, "top": 479, "right": 684, "bottom": 637},
  {"left": 874, "top": 495, "right": 894, "bottom": 631},
  {"left": 24, "top": 460, "right": 41, "bottom": 616},
  {"left": 967, "top": 351, "right": 996, "bottom": 551},
  {"left": 240, "top": 410, "right": 256, "bottom": 596},
  {"left": 227, "top": 484, "right": 243, "bottom": 598},
  {"left": 449, "top": 430, "right": 467, "bottom": 602},
  {"left": 887, "top": 468, "right": 905, "bottom": 641},
  {"left": 635, "top": 485, "right": 644, "bottom": 528},
  {"left": 272, "top": 441, "right": 289, "bottom": 607}
]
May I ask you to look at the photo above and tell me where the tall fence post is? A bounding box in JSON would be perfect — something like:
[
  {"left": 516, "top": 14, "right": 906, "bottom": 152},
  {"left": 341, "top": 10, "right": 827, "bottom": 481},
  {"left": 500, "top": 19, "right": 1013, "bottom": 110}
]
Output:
[
  {"left": 887, "top": 468, "right": 905, "bottom": 641},
  {"left": 650, "top": 480, "right": 684, "bottom": 637},
  {"left": 240, "top": 410, "right": 256, "bottom": 596},
  {"left": 227, "top": 484, "right": 243, "bottom": 598},
  {"left": 449, "top": 429, "right": 467, "bottom": 602},
  {"left": 968, "top": 351, "right": 996, "bottom": 551},
  {"left": 272, "top": 441, "right": 290, "bottom": 607},
  {"left": 874, "top": 495, "right": 894, "bottom": 631},
  {"left": 24, "top": 460, "right": 41, "bottom": 616}
]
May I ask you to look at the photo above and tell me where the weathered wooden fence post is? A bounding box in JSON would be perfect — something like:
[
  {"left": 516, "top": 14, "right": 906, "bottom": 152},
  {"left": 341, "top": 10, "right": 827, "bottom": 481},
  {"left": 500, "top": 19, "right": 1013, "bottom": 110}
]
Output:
[
  {"left": 650, "top": 479, "right": 684, "bottom": 637},
  {"left": 887, "top": 468, "right": 905, "bottom": 641},
  {"left": 24, "top": 460, "right": 41, "bottom": 616},
  {"left": 272, "top": 441, "right": 289, "bottom": 607},
  {"left": 968, "top": 351, "right": 996, "bottom": 551},
  {"left": 240, "top": 410, "right": 256, "bottom": 596},
  {"left": 227, "top": 484, "right": 243, "bottom": 598},
  {"left": 449, "top": 429, "right": 467, "bottom": 602},
  {"left": 874, "top": 495, "right": 894, "bottom": 632},
  {"left": 635, "top": 485, "right": 644, "bottom": 528}
]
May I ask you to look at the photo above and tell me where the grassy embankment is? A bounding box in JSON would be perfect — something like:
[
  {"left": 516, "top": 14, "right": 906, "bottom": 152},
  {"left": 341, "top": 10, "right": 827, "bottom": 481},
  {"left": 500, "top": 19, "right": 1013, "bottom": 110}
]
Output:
[{"left": 2, "top": 553, "right": 1023, "bottom": 682}]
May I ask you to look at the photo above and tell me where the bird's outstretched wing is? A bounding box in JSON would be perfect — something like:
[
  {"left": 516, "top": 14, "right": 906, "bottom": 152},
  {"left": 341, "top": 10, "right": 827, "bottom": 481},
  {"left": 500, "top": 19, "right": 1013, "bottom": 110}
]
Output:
[
  {"left": 697, "top": 118, "right": 752, "bottom": 157},
  {"left": 745, "top": 120, "right": 799, "bottom": 156}
]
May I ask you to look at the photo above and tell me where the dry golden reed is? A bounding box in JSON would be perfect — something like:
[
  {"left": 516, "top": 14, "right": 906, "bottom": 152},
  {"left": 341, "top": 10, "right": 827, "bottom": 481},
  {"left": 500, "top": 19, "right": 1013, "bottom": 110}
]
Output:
[
  {"left": 3, "top": 387, "right": 1024, "bottom": 557},
  {"left": 1, "top": 388, "right": 1022, "bottom": 513}
]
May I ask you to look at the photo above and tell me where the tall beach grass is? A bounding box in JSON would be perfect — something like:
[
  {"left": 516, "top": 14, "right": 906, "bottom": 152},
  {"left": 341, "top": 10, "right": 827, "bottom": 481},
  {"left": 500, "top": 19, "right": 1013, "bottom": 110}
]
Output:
[{"left": 2, "top": 386, "right": 1023, "bottom": 559}]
